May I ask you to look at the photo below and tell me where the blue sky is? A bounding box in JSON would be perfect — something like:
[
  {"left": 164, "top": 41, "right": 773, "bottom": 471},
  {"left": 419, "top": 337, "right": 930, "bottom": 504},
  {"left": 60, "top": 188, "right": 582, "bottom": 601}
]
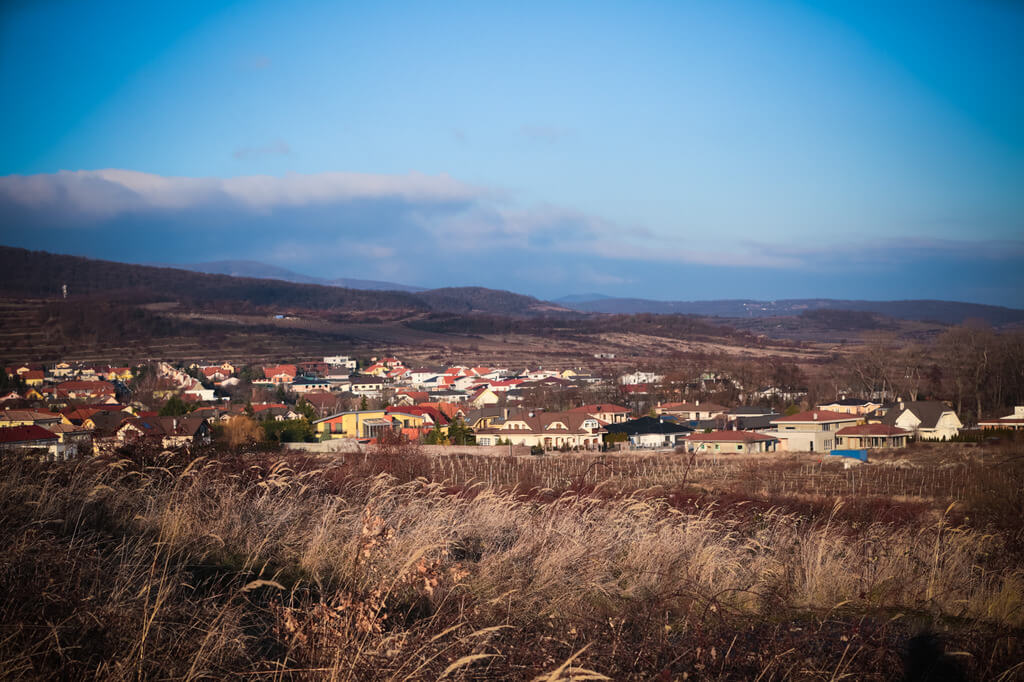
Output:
[{"left": 2, "top": 0, "right": 1022, "bottom": 305}]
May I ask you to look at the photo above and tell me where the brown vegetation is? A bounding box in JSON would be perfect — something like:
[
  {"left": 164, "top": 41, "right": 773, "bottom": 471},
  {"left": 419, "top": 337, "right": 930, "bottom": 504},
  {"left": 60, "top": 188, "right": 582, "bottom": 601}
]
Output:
[{"left": 1, "top": 440, "right": 1021, "bottom": 679}]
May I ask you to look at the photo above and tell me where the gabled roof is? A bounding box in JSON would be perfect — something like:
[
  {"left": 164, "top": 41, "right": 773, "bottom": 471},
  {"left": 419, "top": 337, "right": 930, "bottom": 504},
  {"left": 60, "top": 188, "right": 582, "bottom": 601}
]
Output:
[
  {"left": 420, "top": 401, "right": 461, "bottom": 421},
  {"left": 56, "top": 380, "right": 116, "bottom": 393},
  {"left": 879, "top": 401, "right": 956, "bottom": 429},
  {"left": 0, "top": 424, "right": 59, "bottom": 443},
  {"left": 481, "top": 410, "right": 605, "bottom": 435},
  {"left": 84, "top": 410, "right": 132, "bottom": 437},
  {"left": 0, "top": 409, "right": 63, "bottom": 423},
  {"left": 263, "top": 364, "right": 298, "bottom": 379},
  {"left": 604, "top": 417, "right": 693, "bottom": 436}
]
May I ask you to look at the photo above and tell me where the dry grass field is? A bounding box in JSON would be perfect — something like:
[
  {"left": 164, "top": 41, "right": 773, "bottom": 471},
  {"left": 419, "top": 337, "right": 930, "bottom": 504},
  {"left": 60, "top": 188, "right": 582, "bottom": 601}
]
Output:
[{"left": 2, "top": 441, "right": 1022, "bottom": 680}]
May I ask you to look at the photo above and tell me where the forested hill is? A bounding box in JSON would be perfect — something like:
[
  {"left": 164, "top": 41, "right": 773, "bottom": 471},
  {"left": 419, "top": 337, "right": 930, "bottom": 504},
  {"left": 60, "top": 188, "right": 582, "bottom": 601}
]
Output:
[{"left": 0, "top": 246, "right": 564, "bottom": 316}]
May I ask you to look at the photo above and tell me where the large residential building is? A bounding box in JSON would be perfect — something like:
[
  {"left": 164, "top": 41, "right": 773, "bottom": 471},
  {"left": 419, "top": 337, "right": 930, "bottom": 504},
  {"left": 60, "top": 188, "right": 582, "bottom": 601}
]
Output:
[
  {"left": 765, "top": 410, "right": 863, "bottom": 452},
  {"left": 474, "top": 410, "right": 605, "bottom": 450}
]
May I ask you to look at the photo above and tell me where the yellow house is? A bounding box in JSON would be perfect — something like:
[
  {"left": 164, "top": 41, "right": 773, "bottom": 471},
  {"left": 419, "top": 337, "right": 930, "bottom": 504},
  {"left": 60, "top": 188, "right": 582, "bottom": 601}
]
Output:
[
  {"left": 314, "top": 410, "right": 392, "bottom": 439},
  {"left": 23, "top": 371, "right": 45, "bottom": 387},
  {"left": 559, "top": 369, "right": 578, "bottom": 379},
  {"left": 105, "top": 367, "right": 134, "bottom": 381}
]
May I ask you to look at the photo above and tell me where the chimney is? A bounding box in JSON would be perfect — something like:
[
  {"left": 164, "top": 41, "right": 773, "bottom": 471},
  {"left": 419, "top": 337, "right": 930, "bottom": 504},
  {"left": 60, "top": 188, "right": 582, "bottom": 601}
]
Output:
[
  {"left": 899, "top": 400, "right": 905, "bottom": 411},
  {"left": 812, "top": 412, "right": 818, "bottom": 420},
  {"left": 695, "top": 399, "right": 700, "bottom": 407}
]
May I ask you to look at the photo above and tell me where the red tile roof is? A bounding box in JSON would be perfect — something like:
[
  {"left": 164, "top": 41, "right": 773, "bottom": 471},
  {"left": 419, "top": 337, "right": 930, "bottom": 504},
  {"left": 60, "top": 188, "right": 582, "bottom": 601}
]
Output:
[
  {"left": 0, "top": 424, "right": 59, "bottom": 443},
  {"left": 263, "top": 364, "right": 297, "bottom": 379}
]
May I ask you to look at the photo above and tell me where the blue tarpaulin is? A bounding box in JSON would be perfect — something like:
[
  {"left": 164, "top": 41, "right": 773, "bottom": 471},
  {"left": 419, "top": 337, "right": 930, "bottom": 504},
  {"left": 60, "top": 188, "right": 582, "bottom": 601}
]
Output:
[{"left": 830, "top": 449, "right": 868, "bottom": 462}]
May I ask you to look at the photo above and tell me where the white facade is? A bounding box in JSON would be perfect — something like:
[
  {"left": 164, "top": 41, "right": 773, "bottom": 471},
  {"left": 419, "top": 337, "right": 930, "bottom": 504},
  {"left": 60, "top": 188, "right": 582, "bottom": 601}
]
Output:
[
  {"left": 324, "top": 355, "right": 358, "bottom": 370},
  {"left": 893, "top": 410, "right": 962, "bottom": 441},
  {"left": 619, "top": 371, "right": 664, "bottom": 385}
]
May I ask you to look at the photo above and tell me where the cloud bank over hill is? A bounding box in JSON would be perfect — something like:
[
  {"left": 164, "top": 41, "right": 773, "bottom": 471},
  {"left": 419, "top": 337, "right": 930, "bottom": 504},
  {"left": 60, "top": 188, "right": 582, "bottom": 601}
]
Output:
[{"left": 1, "top": 169, "right": 1022, "bottom": 306}]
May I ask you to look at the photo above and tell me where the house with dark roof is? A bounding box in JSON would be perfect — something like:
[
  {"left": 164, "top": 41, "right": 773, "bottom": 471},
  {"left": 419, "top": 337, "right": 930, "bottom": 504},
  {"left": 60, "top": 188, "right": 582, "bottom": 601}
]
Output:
[
  {"left": 604, "top": 416, "right": 693, "bottom": 449},
  {"left": 725, "top": 407, "right": 781, "bottom": 431},
  {"left": 877, "top": 401, "right": 962, "bottom": 440},
  {"left": 116, "top": 416, "right": 211, "bottom": 449}
]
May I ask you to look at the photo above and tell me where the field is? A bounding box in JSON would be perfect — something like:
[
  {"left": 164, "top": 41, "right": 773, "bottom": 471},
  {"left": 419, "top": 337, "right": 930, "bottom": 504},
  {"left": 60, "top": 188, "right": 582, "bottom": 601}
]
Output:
[{"left": 2, "top": 440, "right": 1022, "bottom": 680}]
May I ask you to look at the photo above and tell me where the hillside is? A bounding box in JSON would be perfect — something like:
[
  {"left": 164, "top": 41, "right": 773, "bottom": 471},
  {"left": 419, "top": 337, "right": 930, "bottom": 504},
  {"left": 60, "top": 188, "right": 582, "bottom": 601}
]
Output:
[
  {"left": 0, "top": 246, "right": 556, "bottom": 317},
  {"left": 175, "top": 260, "right": 426, "bottom": 292}
]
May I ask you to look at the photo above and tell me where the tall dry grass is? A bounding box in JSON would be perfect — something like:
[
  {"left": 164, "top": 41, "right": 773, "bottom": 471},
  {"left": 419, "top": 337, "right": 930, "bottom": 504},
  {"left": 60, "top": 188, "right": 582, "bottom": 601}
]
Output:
[{"left": 0, "top": 442, "right": 1021, "bottom": 679}]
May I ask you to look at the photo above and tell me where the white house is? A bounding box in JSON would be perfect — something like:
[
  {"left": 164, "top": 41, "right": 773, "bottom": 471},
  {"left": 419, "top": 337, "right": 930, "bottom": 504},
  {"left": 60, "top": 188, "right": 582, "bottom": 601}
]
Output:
[
  {"left": 880, "top": 401, "right": 962, "bottom": 441},
  {"left": 619, "top": 371, "right": 664, "bottom": 385},
  {"left": 324, "top": 355, "right": 358, "bottom": 370}
]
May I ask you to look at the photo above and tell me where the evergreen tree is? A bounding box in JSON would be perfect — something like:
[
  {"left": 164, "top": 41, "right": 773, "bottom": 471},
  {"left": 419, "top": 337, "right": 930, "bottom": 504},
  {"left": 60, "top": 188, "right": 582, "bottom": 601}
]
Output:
[{"left": 159, "top": 395, "right": 190, "bottom": 416}]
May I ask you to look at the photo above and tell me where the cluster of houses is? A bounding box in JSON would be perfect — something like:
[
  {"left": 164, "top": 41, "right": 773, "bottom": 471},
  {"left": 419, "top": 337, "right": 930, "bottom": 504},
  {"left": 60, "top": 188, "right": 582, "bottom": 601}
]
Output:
[
  {"left": 251, "top": 355, "right": 605, "bottom": 406},
  {"left": 2, "top": 354, "right": 1017, "bottom": 460}
]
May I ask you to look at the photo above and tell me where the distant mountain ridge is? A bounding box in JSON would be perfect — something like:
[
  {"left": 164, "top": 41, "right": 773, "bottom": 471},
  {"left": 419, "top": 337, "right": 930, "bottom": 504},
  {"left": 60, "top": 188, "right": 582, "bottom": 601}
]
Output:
[
  {"left": 2, "top": 246, "right": 1019, "bottom": 327},
  {"left": 172, "top": 260, "right": 426, "bottom": 292},
  {"left": 0, "top": 246, "right": 565, "bottom": 317},
  {"left": 560, "top": 296, "right": 1024, "bottom": 326}
]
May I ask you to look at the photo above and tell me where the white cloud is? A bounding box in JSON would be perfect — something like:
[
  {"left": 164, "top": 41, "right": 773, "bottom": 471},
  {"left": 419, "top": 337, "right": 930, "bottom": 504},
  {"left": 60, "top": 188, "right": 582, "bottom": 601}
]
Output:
[{"left": 0, "top": 169, "right": 481, "bottom": 220}]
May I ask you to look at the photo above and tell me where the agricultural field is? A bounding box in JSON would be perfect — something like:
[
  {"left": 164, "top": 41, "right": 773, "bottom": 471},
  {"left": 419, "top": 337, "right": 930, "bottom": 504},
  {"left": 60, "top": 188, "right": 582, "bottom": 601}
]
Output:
[{"left": 1, "top": 441, "right": 1022, "bottom": 680}]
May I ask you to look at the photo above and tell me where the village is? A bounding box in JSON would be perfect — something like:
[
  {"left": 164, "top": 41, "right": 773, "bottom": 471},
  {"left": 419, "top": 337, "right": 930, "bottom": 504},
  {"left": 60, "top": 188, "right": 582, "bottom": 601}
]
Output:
[{"left": 3, "top": 351, "right": 1019, "bottom": 462}]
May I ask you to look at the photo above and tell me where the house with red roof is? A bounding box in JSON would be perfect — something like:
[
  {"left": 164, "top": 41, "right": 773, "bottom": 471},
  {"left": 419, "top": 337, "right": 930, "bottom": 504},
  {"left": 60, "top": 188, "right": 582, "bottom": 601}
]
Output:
[
  {"left": 682, "top": 430, "right": 779, "bottom": 454},
  {"left": 979, "top": 406, "right": 1024, "bottom": 431},
  {"left": 0, "top": 424, "right": 61, "bottom": 458},
  {"left": 834, "top": 424, "right": 910, "bottom": 449},
  {"left": 766, "top": 410, "right": 863, "bottom": 452},
  {"left": 22, "top": 370, "right": 45, "bottom": 387},
  {"left": 263, "top": 365, "right": 298, "bottom": 384},
  {"left": 393, "top": 390, "right": 429, "bottom": 406}
]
